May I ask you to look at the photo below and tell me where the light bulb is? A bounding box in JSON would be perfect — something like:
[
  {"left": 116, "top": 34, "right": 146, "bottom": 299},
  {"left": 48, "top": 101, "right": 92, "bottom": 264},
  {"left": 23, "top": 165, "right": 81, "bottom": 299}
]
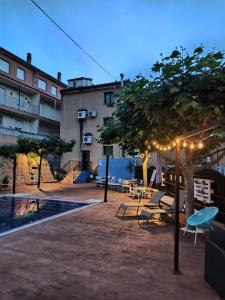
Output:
[
  {"left": 198, "top": 141, "right": 204, "bottom": 149},
  {"left": 183, "top": 141, "right": 187, "bottom": 147},
  {"left": 190, "top": 143, "right": 194, "bottom": 150}
]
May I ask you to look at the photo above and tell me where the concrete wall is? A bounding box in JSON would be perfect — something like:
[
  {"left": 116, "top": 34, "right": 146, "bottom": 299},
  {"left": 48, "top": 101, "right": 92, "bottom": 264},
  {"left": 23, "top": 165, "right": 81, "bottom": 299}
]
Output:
[
  {"left": 0, "top": 135, "right": 18, "bottom": 145},
  {"left": 61, "top": 86, "right": 121, "bottom": 170}
]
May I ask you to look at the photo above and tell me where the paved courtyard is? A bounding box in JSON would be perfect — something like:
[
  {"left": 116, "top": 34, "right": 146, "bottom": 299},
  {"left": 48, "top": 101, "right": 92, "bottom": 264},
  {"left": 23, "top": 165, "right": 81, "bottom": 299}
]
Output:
[{"left": 0, "top": 183, "right": 222, "bottom": 300}]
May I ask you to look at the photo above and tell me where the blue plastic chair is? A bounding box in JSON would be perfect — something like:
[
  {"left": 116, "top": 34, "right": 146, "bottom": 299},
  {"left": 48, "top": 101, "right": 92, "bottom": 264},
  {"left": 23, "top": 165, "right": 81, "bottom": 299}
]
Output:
[{"left": 185, "top": 207, "right": 219, "bottom": 245}]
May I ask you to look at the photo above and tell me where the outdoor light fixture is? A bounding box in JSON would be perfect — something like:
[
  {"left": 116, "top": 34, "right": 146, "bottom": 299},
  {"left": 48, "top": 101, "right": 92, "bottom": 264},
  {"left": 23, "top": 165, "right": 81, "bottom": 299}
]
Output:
[
  {"left": 190, "top": 143, "right": 195, "bottom": 150},
  {"left": 198, "top": 141, "right": 204, "bottom": 149}
]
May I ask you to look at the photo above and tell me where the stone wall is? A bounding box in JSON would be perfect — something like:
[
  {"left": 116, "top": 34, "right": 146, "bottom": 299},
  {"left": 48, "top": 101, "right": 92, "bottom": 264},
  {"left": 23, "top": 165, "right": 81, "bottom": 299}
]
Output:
[{"left": 0, "top": 154, "right": 54, "bottom": 185}]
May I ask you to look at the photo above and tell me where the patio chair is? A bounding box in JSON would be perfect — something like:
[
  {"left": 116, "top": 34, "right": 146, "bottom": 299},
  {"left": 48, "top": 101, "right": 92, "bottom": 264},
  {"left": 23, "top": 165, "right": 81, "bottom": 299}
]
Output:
[
  {"left": 121, "top": 180, "right": 130, "bottom": 192},
  {"left": 139, "top": 191, "right": 185, "bottom": 225},
  {"left": 181, "top": 206, "right": 219, "bottom": 245},
  {"left": 115, "top": 190, "right": 166, "bottom": 217}
]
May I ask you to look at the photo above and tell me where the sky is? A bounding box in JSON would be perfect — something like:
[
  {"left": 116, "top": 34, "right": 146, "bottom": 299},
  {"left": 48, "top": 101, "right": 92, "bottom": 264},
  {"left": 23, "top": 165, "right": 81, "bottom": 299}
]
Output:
[{"left": 1, "top": 0, "right": 225, "bottom": 85}]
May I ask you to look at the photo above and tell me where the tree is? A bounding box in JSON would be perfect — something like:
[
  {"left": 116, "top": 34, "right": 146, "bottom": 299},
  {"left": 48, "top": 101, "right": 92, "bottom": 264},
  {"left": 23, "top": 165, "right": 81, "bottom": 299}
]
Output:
[
  {"left": 137, "top": 46, "right": 225, "bottom": 218},
  {"left": 18, "top": 137, "right": 76, "bottom": 189},
  {"left": 98, "top": 77, "right": 154, "bottom": 186},
  {"left": 0, "top": 142, "right": 33, "bottom": 194}
]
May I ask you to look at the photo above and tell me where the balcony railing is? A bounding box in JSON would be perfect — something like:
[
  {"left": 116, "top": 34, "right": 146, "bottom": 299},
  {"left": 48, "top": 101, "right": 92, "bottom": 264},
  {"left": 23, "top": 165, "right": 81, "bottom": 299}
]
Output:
[
  {"left": 0, "top": 92, "right": 38, "bottom": 115},
  {"left": 0, "top": 126, "right": 48, "bottom": 140},
  {"left": 39, "top": 110, "right": 61, "bottom": 122}
]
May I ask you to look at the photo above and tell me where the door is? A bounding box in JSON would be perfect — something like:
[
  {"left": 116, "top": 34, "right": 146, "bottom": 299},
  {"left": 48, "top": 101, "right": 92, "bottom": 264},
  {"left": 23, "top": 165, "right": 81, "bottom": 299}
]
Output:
[{"left": 81, "top": 151, "right": 90, "bottom": 170}]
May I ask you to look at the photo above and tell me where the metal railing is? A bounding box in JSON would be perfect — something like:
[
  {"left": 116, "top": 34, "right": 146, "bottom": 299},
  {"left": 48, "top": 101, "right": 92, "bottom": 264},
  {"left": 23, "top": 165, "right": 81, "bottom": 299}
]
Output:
[
  {"left": 61, "top": 160, "right": 93, "bottom": 172},
  {"left": 0, "top": 92, "right": 38, "bottom": 115},
  {"left": 0, "top": 126, "right": 49, "bottom": 140}
]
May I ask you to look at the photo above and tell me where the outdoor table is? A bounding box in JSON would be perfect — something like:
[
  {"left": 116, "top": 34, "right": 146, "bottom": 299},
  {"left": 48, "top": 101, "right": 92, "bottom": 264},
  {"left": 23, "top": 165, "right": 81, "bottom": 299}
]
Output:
[{"left": 132, "top": 186, "right": 147, "bottom": 198}]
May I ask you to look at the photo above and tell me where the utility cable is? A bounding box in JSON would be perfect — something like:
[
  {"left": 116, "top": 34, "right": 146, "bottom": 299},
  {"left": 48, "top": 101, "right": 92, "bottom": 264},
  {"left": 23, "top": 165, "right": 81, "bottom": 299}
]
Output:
[{"left": 30, "top": 0, "right": 116, "bottom": 80}]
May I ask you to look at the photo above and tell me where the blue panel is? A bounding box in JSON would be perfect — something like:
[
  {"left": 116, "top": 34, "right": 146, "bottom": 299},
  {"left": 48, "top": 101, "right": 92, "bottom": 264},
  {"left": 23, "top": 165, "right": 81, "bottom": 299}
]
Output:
[
  {"left": 74, "top": 170, "right": 92, "bottom": 183},
  {"left": 98, "top": 158, "right": 136, "bottom": 182}
]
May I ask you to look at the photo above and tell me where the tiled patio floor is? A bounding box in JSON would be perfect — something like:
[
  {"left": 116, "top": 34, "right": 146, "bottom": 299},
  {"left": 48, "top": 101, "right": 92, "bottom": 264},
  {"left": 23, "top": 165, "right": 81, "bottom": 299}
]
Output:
[{"left": 0, "top": 183, "right": 222, "bottom": 300}]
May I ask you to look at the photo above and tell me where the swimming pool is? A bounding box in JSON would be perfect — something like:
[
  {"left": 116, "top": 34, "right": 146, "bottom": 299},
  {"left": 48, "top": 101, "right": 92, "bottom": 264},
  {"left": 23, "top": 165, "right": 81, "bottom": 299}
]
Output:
[{"left": 0, "top": 196, "right": 97, "bottom": 236}]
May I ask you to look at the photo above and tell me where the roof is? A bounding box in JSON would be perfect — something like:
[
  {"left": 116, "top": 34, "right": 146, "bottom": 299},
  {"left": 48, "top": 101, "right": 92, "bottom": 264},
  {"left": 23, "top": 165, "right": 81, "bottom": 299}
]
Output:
[
  {"left": 61, "top": 81, "right": 121, "bottom": 94},
  {"left": 0, "top": 47, "right": 67, "bottom": 87},
  {"left": 68, "top": 77, "right": 92, "bottom": 81}
]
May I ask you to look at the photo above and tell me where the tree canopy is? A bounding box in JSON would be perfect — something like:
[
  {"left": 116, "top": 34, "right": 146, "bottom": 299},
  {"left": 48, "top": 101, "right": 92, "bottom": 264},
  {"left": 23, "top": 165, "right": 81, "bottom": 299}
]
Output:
[
  {"left": 99, "top": 45, "right": 225, "bottom": 216},
  {"left": 98, "top": 77, "right": 154, "bottom": 186}
]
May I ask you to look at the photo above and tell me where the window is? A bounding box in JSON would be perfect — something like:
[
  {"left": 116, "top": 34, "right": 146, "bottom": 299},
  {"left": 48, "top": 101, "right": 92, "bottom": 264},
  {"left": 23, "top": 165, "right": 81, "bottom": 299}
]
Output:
[
  {"left": 0, "top": 115, "right": 3, "bottom": 126},
  {"left": 103, "top": 145, "right": 113, "bottom": 157},
  {"left": 103, "top": 117, "right": 113, "bottom": 126},
  {"left": 38, "top": 78, "right": 47, "bottom": 91},
  {"left": 104, "top": 92, "right": 115, "bottom": 106},
  {"left": 16, "top": 68, "right": 25, "bottom": 80},
  {"left": 15, "top": 119, "right": 24, "bottom": 131},
  {"left": 51, "top": 85, "right": 57, "bottom": 96},
  {"left": 0, "top": 58, "right": 10, "bottom": 73}
]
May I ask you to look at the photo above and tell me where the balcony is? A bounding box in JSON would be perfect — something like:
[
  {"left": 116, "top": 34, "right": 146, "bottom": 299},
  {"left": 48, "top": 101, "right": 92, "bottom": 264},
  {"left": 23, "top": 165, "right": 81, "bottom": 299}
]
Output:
[
  {"left": 39, "top": 110, "right": 61, "bottom": 122},
  {"left": 0, "top": 126, "right": 48, "bottom": 140},
  {"left": 0, "top": 92, "right": 38, "bottom": 115}
]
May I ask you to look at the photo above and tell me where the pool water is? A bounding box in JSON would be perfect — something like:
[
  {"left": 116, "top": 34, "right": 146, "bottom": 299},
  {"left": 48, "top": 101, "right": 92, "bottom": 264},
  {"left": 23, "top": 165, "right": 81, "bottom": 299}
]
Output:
[{"left": 0, "top": 196, "right": 88, "bottom": 235}]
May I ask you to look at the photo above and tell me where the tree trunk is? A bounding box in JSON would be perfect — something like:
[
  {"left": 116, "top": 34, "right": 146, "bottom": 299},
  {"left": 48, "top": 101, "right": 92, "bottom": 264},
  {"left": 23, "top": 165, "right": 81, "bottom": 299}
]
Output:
[
  {"left": 155, "top": 152, "right": 162, "bottom": 187},
  {"left": 183, "top": 166, "right": 194, "bottom": 219},
  {"left": 142, "top": 153, "right": 149, "bottom": 187},
  {"left": 37, "top": 154, "right": 43, "bottom": 189},
  {"left": 12, "top": 155, "right": 16, "bottom": 194}
]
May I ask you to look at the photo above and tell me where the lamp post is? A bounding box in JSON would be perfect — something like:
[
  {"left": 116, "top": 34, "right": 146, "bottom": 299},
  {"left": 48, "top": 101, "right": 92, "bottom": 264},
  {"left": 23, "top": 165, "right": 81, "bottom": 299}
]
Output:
[
  {"left": 12, "top": 154, "right": 16, "bottom": 194},
  {"left": 104, "top": 155, "right": 109, "bottom": 202}
]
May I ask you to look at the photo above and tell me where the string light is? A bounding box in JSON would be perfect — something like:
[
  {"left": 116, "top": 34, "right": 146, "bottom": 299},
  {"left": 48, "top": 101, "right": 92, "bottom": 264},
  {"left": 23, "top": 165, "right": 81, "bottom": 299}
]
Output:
[
  {"left": 198, "top": 141, "right": 204, "bottom": 149},
  {"left": 190, "top": 143, "right": 194, "bottom": 150},
  {"left": 183, "top": 141, "right": 187, "bottom": 147},
  {"left": 151, "top": 137, "right": 206, "bottom": 152}
]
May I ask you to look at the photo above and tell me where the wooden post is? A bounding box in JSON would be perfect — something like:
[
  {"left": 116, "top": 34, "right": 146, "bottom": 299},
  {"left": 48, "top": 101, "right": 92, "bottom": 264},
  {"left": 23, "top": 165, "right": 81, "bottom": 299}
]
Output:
[{"left": 173, "top": 139, "right": 182, "bottom": 274}]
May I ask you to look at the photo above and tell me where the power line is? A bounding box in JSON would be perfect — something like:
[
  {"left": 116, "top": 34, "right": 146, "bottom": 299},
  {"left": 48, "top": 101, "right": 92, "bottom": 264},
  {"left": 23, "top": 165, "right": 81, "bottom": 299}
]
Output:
[{"left": 29, "top": 0, "right": 116, "bottom": 80}]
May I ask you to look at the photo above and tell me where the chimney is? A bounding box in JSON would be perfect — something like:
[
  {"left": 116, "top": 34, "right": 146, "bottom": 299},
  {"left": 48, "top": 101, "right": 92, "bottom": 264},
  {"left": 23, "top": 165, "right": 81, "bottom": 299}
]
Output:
[
  {"left": 57, "top": 72, "right": 61, "bottom": 81},
  {"left": 120, "top": 73, "right": 124, "bottom": 87},
  {"left": 27, "top": 53, "right": 32, "bottom": 64}
]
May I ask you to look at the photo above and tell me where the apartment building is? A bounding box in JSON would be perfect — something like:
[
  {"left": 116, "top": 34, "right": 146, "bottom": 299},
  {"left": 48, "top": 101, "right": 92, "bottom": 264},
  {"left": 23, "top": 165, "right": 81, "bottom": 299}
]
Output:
[
  {"left": 60, "top": 77, "right": 122, "bottom": 172},
  {"left": 0, "top": 47, "right": 66, "bottom": 145}
]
